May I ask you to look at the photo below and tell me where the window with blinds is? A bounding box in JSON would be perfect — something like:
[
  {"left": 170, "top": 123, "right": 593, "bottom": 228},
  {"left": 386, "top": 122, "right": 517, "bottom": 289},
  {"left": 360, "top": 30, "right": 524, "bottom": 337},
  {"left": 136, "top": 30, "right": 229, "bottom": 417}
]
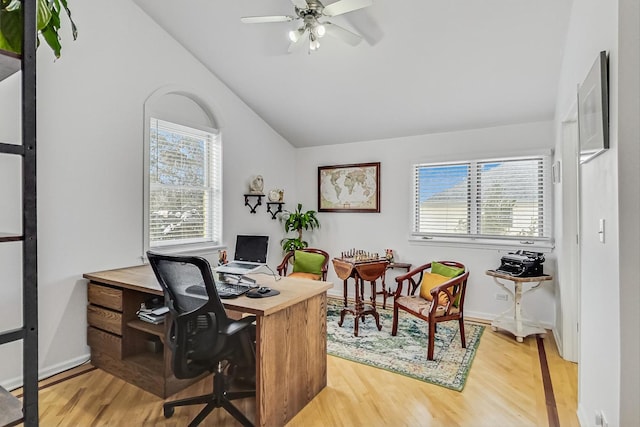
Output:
[
  {"left": 148, "top": 118, "right": 222, "bottom": 247},
  {"left": 413, "top": 156, "right": 550, "bottom": 241}
]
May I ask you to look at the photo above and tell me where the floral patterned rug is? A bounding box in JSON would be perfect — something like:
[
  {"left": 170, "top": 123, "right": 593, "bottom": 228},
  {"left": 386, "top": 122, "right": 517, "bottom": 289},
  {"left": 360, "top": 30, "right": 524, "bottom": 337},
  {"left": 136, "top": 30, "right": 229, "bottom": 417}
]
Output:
[{"left": 326, "top": 297, "right": 484, "bottom": 391}]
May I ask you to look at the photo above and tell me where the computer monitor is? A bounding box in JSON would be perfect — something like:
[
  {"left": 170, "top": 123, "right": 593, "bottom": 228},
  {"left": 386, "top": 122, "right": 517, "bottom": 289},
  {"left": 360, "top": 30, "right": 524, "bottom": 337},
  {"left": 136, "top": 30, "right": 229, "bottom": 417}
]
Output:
[{"left": 234, "top": 234, "right": 269, "bottom": 263}]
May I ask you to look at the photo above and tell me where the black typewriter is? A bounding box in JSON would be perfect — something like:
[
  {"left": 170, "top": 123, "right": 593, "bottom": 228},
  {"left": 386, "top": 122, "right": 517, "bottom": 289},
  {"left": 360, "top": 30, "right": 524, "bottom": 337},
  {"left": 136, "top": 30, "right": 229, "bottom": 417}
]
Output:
[{"left": 496, "top": 251, "right": 545, "bottom": 277}]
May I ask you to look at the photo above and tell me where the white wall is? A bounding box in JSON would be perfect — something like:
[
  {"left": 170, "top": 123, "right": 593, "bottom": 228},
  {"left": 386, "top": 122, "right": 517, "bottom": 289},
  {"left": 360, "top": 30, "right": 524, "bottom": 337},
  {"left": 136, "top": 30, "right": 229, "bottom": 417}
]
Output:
[
  {"left": 554, "top": 0, "right": 640, "bottom": 425},
  {"left": 0, "top": 0, "right": 295, "bottom": 387},
  {"left": 616, "top": 1, "right": 640, "bottom": 425},
  {"left": 555, "top": 0, "right": 619, "bottom": 424},
  {"left": 295, "top": 121, "right": 557, "bottom": 326}
]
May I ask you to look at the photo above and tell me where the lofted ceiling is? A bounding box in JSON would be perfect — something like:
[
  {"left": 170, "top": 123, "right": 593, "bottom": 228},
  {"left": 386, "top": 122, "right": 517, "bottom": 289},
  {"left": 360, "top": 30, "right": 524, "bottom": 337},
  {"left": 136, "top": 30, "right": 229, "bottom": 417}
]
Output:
[{"left": 133, "top": 0, "right": 573, "bottom": 148}]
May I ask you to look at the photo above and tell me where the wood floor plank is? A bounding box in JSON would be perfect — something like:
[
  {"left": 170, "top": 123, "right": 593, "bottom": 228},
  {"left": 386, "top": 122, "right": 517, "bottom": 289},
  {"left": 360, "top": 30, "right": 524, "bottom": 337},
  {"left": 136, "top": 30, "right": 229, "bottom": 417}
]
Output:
[{"left": 22, "top": 327, "right": 578, "bottom": 426}]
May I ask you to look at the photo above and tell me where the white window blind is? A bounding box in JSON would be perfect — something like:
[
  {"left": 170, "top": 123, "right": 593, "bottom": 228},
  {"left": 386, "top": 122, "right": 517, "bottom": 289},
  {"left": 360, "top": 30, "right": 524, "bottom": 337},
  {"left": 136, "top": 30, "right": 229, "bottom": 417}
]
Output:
[
  {"left": 148, "top": 118, "right": 222, "bottom": 247},
  {"left": 413, "top": 156, "right": 550, "bottom": 241}
]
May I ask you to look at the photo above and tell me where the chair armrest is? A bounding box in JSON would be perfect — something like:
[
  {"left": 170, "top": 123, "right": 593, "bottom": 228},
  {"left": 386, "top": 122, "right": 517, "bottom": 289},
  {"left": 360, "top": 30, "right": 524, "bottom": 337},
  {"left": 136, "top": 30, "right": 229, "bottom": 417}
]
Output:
[
  {"left": 427, "top": 271, "right": 470, "bottom": 314},
  {"left": 276, "top": 251, "right": 294, "bottom": 277},
  {"left": 221, "top": 315, "right": 257, "bottom": 337},
  {"left": 394, "top": 263, "right": 433, "bottom": 297}
]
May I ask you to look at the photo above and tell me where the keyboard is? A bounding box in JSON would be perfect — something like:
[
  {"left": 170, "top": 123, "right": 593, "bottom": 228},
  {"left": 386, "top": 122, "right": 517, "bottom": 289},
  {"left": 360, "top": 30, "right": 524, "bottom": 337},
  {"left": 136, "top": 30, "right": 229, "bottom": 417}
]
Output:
[{"left": 185, "top": 283, "right": 253, "bottom": 299}]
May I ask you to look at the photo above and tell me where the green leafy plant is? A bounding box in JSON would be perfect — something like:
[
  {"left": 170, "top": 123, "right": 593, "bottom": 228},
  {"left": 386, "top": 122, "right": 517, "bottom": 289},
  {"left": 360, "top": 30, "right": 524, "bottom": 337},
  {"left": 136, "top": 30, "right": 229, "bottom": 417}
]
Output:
[
  {"left": 281, "top": 203, "right": 320, "bottom": 252},
  {"left": 0, "top": 0, "right": 77, "bottom": 58}
]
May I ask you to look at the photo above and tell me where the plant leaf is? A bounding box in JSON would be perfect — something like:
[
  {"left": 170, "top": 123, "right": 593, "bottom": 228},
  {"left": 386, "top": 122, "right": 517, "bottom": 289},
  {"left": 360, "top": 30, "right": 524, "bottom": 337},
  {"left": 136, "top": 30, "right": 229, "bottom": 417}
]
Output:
[
  {"left": 5, "top": 0, "right": 21, "bottom": 12},
  {"left": 0, "top": 8, "right": 21, "bottom": 53},
  {"left": 40, "top": 24, "right": 60, "bottom": 57},
  {"left": 36, "top": 0, "right": 52, "bottom": 30},
  {"left": 0, "top": 29, "right": 17, "bottom": 53},
  {"left": 0, "top": 0, "right": 76, "bottom": 57},
  {"left": 58, "top": 0, "right": 77, "bottom": 39}
]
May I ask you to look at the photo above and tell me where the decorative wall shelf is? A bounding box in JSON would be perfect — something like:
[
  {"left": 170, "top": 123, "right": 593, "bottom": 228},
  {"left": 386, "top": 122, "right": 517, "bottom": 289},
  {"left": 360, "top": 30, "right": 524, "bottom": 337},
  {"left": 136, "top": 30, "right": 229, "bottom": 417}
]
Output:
[
  {"left": 244, "top": 194, "right": 264, "bottom": 214},
  {"left": 243, "top": 194, "right": 285, "bottom": 219},
  {"left": 266, "top": 202, "right": 285, "bottom": 220}
]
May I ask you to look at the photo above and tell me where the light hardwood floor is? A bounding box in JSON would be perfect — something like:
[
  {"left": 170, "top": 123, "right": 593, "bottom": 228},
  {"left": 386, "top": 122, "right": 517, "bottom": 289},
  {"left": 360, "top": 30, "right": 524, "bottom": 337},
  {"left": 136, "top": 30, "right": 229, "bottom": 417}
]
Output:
[{"left": 16, "top": 325, "right": 578, "bottom": 426}]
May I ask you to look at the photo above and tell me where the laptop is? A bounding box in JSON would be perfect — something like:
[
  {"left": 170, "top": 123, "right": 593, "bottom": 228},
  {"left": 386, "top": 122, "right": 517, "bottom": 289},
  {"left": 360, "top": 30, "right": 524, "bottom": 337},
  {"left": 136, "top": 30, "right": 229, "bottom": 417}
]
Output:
[{"left": 215, "top": 235, "right": 269, "bottom": 275}]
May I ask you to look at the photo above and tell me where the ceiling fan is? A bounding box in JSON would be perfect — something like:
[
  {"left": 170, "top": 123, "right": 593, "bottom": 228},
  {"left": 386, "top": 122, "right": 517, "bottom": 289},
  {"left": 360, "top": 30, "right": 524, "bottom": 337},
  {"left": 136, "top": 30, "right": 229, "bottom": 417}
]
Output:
[{"left": 241, "top": 0, "right": 373, "bottom": 53}]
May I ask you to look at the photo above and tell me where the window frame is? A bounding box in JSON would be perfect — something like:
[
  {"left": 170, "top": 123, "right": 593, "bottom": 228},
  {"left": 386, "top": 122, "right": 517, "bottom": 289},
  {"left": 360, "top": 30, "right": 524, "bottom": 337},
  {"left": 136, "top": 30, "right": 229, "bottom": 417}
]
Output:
[
  {"left": 143, "top": 115, "right": 223, "bottom": 255},
  {"left": 410, "top": 153, "right": 554, "bottom": 252}
]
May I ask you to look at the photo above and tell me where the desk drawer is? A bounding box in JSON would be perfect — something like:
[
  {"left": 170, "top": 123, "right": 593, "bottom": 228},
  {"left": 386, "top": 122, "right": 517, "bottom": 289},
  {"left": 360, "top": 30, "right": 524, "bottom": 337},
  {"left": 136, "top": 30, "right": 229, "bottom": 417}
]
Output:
[
  {"left": 88, "top": 326, "right": 122, "bottom": 359},
  {"left": 88, "top": 283, "right": 123, "bottom": 311},
  {"left": 87, "top": 304, "right": 123, "bottom": 335}
]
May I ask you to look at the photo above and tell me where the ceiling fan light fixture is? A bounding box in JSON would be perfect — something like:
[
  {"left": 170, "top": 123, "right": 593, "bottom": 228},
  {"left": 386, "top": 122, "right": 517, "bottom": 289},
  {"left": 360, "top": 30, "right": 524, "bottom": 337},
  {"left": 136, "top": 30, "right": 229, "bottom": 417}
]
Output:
[
  {"left": 288, "top": 27, "right": 304, "bottom": 42},
  {"left": 242, "top": 0, "right": 373, "bottom": 52},
  {"left": 314, "top": 23, "right": 326, "bottom": 38},
  {"left": 309, "top": 33, "right": 320, "bottom": 51}
]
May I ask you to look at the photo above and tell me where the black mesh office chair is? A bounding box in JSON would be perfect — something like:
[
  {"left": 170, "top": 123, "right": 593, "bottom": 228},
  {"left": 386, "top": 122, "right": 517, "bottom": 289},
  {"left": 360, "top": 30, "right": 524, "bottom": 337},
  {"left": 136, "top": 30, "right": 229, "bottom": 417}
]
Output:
[{"left": 147, "top": 251, "right": 257, "bottom": 427}]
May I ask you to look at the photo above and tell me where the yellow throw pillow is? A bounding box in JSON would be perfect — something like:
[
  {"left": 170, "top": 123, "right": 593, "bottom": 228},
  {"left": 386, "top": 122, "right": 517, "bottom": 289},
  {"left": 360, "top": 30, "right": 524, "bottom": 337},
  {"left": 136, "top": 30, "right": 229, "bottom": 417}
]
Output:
[{"left": 419, "top": 272, "right": 451, "bottom": 306}]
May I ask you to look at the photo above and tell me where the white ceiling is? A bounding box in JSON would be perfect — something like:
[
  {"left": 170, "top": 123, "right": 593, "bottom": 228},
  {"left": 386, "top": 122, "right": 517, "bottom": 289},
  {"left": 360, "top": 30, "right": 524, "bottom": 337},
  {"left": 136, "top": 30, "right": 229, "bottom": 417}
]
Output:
[{"left": 133, "top": 0, "right": 573, "bottom": 148}]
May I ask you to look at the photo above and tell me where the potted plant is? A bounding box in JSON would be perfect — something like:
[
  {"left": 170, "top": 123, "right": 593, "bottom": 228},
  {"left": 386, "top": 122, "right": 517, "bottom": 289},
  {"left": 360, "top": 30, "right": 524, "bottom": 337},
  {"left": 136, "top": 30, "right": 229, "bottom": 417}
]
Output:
[
  {"left": 280, "top": 203, "right": 320, "bottom": 252},
  {"left": 0, "top": 0, "right": 77, "bottom": 58}
]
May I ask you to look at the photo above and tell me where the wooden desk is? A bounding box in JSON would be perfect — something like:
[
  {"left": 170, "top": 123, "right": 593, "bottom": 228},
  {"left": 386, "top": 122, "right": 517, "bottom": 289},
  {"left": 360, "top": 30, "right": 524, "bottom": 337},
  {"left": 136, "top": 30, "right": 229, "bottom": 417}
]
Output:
[
  {"left": 486, "top": 270, "right": 552, "bottom": 343},
  {"left": 332, "top": 258, "right": 387, "bottom": 336},
  {"left": 83, "top": 265, "right": 332, "bottom": 427}
]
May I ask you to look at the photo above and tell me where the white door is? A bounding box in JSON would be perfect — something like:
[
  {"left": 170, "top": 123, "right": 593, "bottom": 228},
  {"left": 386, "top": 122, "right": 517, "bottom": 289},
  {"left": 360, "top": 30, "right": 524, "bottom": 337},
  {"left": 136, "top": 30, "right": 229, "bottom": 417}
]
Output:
[{"left": 558, "top": 113, "right": 580, "bottom": 362}]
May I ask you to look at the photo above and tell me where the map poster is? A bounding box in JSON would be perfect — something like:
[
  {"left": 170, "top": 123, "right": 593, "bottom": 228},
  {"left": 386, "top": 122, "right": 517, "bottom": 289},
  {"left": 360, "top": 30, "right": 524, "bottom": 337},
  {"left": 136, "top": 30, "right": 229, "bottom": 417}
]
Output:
[{"left": 317, "top": 162, "right": 380, "bottom": 212}]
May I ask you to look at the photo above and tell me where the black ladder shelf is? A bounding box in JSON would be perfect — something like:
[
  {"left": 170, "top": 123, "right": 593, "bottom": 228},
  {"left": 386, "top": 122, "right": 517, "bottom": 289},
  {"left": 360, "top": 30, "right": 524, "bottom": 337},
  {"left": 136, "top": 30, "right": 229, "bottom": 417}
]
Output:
[{"left": 0, "top": 0, "right": 39, "bottom": 425}]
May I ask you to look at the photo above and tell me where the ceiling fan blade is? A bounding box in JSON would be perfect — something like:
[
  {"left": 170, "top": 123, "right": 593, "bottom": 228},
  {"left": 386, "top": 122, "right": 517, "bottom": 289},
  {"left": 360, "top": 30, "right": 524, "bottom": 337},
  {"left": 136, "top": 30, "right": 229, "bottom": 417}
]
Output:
[
  {"left": 290, "top": 0, "right": 309, "bottom": 9},
  {"left": 322, "top": 0, "right": 373, "bottom": 17},
  {"left": 324, "top": 22, "right": 363, "bottom": 46},
  {"left": 241, "top": 15, "right": 295, "bottom": 24},
  {"left": 288, "top": 28, "right": 309, "bottom": 53}
]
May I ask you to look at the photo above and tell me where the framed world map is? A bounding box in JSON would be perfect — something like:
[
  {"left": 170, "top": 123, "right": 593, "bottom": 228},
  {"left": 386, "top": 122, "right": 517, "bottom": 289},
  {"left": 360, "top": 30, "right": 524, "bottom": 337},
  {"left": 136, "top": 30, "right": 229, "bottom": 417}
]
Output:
[{"left": 318, "top": 162, "right": 380, "bottom": 212}]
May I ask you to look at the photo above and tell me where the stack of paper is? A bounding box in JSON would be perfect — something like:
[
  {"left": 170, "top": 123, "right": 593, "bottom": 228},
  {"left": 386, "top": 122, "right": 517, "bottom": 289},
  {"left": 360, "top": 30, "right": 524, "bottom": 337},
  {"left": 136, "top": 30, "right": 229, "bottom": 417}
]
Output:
[{"left": 137, "top": 306, "right": 169, "bottom": 324}]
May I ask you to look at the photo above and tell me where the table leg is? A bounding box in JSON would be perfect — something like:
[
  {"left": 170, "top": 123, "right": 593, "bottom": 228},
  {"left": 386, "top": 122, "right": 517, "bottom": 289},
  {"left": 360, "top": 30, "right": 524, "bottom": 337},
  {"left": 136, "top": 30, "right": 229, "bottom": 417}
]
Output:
[
  {"left": 369, "top": 280, "right": 376, "bottom": 307},
  {"left": 380, "top": 273, "right": 388, "bottom": 309},
  {"left": 514, "top": 282, "right": 524, "bottom": 342},
  {"left": 354, "top": 277, "right": 362, "bottom": 336},
  {"left": 338, "top": 280, "right": 350, "bottom": 328},
  {"left": 491, "top": 278, "right": 516, "bottom": 334},
  {"left": 490, "top": 277, "right": 547, "bottom": 342},
  {"left": 369, "top": 280, "right": 382, "bottom": 331},
  {"left": 342, "top": 279, "right": 348, "bottom": 306}
]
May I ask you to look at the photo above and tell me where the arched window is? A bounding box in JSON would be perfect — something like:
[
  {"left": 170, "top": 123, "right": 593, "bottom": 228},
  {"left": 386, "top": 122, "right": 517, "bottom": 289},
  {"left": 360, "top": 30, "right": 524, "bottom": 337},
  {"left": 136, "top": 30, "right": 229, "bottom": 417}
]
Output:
[{"left": 143, "top": 89, "right": 222, "bottom": 253}]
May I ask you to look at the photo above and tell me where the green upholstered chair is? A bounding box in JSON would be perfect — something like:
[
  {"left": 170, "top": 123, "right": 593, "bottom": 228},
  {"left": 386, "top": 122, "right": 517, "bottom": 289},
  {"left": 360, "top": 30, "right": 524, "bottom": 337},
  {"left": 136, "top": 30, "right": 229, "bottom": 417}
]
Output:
[{"left": 276, "top": 248, "right": 330, "bottom": 281}]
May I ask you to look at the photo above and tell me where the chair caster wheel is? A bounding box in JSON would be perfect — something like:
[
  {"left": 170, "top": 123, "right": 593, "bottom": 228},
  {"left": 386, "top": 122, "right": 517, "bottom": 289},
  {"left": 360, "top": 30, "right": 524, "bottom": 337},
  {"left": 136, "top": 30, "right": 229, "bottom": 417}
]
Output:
[{"left": 164, "top": 406, "right": 175, "bottom": 418}]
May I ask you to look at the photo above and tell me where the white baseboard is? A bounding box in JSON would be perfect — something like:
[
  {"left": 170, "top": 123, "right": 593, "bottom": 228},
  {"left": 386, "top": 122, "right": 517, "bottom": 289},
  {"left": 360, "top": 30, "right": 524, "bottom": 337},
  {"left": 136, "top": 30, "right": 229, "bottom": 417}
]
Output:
[
  {"left": 2, "top": 353, "right": 91, "bottom": 391},
  {"left": 553, "top": 328, "right": 564, "bottom": 355},
  {"left": 327, "top": 289, "right": 554, "bottom": 330},
  {"left": 577, "top": 403, "right": 589, "bottom": 426}
]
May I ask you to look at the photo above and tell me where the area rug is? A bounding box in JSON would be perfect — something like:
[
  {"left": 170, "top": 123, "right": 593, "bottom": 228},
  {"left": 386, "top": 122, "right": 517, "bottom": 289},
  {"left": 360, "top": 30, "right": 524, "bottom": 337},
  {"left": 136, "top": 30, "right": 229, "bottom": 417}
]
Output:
[{"left": 326, "top": 297, "right": 484, "bottom": 391}]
